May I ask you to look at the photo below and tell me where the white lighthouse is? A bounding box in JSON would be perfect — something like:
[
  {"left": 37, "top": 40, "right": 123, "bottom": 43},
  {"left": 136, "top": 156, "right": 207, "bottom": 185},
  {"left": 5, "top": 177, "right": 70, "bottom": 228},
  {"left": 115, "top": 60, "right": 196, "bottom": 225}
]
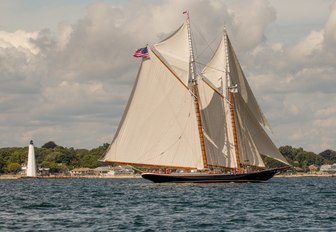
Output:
[{"left": 27, "top": 140, "right": 37, "bottom": 177}]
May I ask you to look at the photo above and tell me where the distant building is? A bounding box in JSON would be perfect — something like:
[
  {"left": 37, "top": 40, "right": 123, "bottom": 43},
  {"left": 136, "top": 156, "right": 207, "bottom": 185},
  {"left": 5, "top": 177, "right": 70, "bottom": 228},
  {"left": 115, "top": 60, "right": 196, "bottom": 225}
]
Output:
[
  {"left": 39, "top": 168, "right": 50, "bottom": 176},
  {"left": 107, "top": 166, "right": 134, "bottom": 176},
  {"left": 70, "top": 166, "right": 134, "bottom": 176},
  {"left": 320, "top": 164, "right": 336, "bottom": 173},
  {"left": 70, "top": 168, "right": 94, "bottom": 176},
  {"left": 94, "top": 166, "right": 113, "bottom": 176},
  {"left": 308, "top": 164, "right": 319, "bottom": 173}
]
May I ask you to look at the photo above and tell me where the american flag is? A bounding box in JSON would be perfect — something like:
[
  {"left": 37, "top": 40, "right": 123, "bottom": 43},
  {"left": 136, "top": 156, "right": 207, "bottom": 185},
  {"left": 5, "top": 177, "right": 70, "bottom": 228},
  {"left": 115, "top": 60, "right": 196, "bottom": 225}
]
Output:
[{"left": 132, "top": 47, "right": 150, "bottom": 59}]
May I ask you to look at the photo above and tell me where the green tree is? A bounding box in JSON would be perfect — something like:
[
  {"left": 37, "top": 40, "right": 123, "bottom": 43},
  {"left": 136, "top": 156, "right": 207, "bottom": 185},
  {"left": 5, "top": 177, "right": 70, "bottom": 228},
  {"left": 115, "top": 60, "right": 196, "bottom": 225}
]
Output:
[
  {"left": 0, "top": 156, "right": 5, "bottom": 174},
  {"left": 42, "top": 141, "right": 58, "bottom": 149},
  {"left": 319, "top": 150, "right": 336, "bottom": 164},
  {"left": 42, "top": 161, "right": 67, "bottom": 173},
  {"left": 6, "top": 163, "right": 22, "bottom": 174},
  {"left": 279, "top": 146, "right": 296, "bottom": 163}
]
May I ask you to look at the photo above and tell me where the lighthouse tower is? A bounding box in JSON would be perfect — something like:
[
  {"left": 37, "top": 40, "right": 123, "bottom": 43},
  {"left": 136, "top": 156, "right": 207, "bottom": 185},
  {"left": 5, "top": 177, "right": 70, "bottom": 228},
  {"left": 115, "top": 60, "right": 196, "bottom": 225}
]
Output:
[{"left": 27, "top": 140, "right": 37, "bottom": 177}]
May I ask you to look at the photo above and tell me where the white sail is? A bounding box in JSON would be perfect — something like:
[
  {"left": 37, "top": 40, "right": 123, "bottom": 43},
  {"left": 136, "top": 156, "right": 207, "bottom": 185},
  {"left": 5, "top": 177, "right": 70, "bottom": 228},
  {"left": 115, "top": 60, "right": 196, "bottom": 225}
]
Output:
[
  {"left": 226, "top": 35, "right": 289, "bottom": 166},
  {"left": 102, "top": 47, "right": 204, "bottom": 169},
  {"left": 234, "top": 95, "right": 266, "bottom": 167},
  {"left": 226, "top": 36, "right": 271, "bottom": 130},
  {"left": 102, "top": 18, "right": 289, "bottom": 171},
  {"left": 197, "top": 79, "right": 237, "bottom": 168},
  {"left": 235, "top": 94, "right": 290, "bottom": 165},
  {"left": 199, "top": 34, "right": 288, "bottom": 168},
  {"left": 201, "top": 36, "right": 227, "bottom": 90},
  {"left": 154, "top": 22, "right": 190, "bottom": 85},
  {"left": 197, "top": 36, "right": 237, "bottom": 168}
]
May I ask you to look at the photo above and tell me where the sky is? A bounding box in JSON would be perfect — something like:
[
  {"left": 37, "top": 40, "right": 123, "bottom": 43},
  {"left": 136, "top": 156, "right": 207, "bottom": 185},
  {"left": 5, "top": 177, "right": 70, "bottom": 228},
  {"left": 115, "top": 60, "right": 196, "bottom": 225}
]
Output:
[{"left": 0, "top": 0, "right": 335, "bottom": 153}]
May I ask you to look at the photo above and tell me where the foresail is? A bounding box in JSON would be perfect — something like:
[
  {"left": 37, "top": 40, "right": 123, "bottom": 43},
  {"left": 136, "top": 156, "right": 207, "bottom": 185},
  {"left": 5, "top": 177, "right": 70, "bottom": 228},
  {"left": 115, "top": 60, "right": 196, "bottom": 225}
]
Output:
[
  {"left": 154, "top": 22, "right": 190, "bottom": 86},
  {"left": 102, "top": 48, "right": 204, "bottom": 169}
]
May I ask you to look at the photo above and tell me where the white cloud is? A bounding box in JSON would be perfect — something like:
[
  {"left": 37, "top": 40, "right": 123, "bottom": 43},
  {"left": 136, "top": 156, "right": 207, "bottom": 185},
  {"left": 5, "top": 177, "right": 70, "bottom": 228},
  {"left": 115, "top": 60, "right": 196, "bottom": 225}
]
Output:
[
  {"left": 229, "top": 0, "right": 276, "bottom": 50},
  {"left": 0, "top": 30, "right": 39, "bottom": 54},
  {"left": 0, "top": 0, "right": 335, "bottom": 153},
  {"left": 324, "top": 1, "right": 336, "bottom": 45}
]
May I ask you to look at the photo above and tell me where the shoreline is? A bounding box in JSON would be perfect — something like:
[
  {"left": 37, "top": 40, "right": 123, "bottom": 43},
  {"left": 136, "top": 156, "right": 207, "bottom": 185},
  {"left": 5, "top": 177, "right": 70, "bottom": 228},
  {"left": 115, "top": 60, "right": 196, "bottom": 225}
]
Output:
[
  {"left": 0, "top": 175, "right": 142, "bottom": 179},
  {"left": 276, "top": 173, "right": 336, "bottom": 178}
]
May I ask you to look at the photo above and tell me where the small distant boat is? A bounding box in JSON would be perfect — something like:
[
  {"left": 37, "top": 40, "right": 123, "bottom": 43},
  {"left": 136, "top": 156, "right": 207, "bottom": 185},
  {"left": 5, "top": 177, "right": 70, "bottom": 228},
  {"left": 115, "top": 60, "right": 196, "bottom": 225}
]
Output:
[{"left": 101, "top": 12, "right": 290, "bottom": 183}]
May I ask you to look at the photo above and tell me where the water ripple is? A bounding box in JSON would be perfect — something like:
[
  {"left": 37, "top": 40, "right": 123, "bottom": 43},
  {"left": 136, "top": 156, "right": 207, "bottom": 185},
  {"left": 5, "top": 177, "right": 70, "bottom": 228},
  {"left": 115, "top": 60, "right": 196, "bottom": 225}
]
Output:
[{"left": 0, "top": 177, "right": 335, "bottom": 231}]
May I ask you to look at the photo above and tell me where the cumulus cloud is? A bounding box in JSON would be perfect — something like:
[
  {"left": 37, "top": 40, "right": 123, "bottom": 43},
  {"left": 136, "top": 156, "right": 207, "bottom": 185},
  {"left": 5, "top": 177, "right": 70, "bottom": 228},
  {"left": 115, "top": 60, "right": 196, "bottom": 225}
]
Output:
[
  {"left": 0, "top": 0, "right": 335, "bottom": 153},
  {"left": 243, "top": 1, "right": 336, "bottom": 152}
]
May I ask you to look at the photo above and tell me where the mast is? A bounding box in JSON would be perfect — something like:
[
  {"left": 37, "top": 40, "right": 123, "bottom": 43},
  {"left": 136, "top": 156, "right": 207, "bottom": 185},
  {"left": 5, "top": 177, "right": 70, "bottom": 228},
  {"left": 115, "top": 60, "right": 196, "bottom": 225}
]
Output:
[
  {"left": 185, "top": 12, "right": 207, "bottom": 169},
  {"left": 224, "top": 29, "right": 241, "bottom": 173}
]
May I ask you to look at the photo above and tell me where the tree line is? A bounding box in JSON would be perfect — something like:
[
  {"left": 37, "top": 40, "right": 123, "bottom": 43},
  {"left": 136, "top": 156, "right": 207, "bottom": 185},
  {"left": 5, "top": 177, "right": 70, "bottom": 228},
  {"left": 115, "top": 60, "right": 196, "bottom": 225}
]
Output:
[
  {"left": 0, "top": 141, "right": 109, "bottom": 174},
  {"left": 0, "top": 141, "right": 336, "bottom": 174}
]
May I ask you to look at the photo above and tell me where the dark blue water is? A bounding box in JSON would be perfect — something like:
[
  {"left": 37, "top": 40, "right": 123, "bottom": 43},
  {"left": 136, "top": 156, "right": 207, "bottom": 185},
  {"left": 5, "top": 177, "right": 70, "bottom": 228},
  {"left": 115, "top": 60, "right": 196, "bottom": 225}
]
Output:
[{"left": 0, "top": 177, "right": 335, "bottom": 231}]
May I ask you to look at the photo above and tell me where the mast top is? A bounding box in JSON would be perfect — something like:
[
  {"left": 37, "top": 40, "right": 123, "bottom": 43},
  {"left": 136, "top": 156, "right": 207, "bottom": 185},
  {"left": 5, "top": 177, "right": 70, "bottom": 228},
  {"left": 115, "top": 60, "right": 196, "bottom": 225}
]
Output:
[{"left": 183, "top": 10, "right": 189, "bottom": 19}]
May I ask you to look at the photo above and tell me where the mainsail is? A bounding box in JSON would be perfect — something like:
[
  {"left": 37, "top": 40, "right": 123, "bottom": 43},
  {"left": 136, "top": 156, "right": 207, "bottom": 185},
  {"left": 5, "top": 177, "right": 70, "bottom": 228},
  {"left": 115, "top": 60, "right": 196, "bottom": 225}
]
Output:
[{"left": 102, "top": 18, "right": 289, "bottom": 171}]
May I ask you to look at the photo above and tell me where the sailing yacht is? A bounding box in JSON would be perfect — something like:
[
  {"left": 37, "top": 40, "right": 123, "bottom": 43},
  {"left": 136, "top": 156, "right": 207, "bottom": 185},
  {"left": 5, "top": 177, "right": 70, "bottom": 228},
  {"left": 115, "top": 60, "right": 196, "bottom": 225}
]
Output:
[{"left": 101, "top": 13, "right": 290, "bottom": 183}]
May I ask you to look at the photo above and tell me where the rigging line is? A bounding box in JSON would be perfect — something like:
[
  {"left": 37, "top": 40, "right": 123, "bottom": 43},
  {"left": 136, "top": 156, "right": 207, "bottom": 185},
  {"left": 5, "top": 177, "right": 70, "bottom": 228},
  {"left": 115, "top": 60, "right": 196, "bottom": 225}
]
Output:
[
  {"left": 189, "top": 22, "right": 222, "bottom": 77},
  {"left": 194, "top": 61, "right": 227, "bottom": 73},
  {"left": 133, "top": 73, "right": 196, "bottom": 165},
  {"left": 186, "top": 14, "right": 207, "bottom": 169},
  {"left": 195, "top": 81, "right": 214, "bottom": 167},
  {"left": 190, "top": 20, "right": 222, "bottom": 61},
  {"left": 150, "top": 47, "right": 189, "bottom": 90},
  {"left": 242, "top": 94, "right": 249, "bottom": 165},
  {"left": 198, "top": 80, "right": 230, "bottom": 167},
  {"left": 159, "top": 94, "right": 196, "bottom": 165},
  {"left": 122, "top": 58, "right": 184, "bottom": 164},
  {"left": 201, "top": 78, "right": 231, "bottom": 105},
  {"left": 150, "top": 47, "right": 197, "bottom": 98}
]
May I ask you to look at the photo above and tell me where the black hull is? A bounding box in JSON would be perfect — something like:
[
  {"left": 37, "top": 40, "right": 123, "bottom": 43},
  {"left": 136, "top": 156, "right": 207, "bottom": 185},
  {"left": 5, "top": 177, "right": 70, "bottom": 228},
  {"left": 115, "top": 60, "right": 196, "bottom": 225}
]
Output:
[{"left": 142, "top": 169, "right": 280, "bottom": 183}]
